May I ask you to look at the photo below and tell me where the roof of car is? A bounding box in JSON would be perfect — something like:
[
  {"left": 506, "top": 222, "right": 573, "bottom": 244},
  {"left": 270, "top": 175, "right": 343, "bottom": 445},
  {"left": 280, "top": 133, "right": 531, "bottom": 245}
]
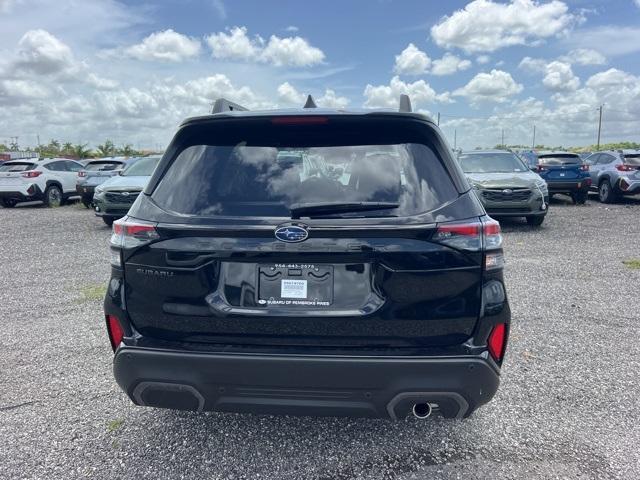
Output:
[
  {"left": 537, "top": 151, "right": 580, "bottom": 156},
  {"left": 460, "top": 150, "right": 514, "bottom": 155}
]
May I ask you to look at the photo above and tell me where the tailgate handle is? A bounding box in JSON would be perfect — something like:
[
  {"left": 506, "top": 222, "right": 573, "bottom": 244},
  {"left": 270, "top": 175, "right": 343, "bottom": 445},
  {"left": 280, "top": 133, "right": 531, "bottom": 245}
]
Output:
[{"left": 165, "top": 253, "right": 217, "bottom": 267}]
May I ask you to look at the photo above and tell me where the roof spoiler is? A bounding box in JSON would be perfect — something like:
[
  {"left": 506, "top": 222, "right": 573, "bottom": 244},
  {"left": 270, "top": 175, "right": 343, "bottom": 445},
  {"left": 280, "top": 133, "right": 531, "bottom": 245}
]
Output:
[
  {"left": 211, "top": 98, "right": 249, "bottom": 114},
  {"left": 399, "top": 94, "right": 412, "bottom": 113}
]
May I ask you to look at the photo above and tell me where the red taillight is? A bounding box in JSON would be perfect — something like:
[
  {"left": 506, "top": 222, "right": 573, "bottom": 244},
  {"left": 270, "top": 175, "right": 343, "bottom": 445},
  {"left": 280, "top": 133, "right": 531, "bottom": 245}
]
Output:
[
  {"left": 536, "top": 165, "right": 547, "bottom": 172},
  {"left": 111, "top": 217, "right": 159, "bottom": 249},
  {"left": 580, "top": 164, "right": 589, "bottom": 172},
  {"left": 616, "top": 164, "right": 634, "bottom": 172},
  {"left": 433, "top": 218, "right": 503, "bottom": 255},
  {"left": 78, "top": 171, "right": 87, "bottom": 177},
  {"left": 106, "top": 315, "right": 124, "bottom": 350},
  {"left": 488, "top": 323, "right": 507, "bottom": 361},
  {"left": 271, "top": 116, "right": 329, "bottom": 125},
  {"left": 21, "top": 170, "right": 42, "bottom": 178}
]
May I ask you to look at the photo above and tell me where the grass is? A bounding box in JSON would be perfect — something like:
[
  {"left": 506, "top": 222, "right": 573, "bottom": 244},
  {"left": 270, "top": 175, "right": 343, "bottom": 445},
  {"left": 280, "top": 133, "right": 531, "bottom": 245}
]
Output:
[
  {"left": 622, "top": 259, "right": 640, "bottom": 270},
  {"left": 107, "top": 419, "right": 124, "bottom": 433},
  {"left": 78, "top": 283, "right": 107, "bottom": 302}
]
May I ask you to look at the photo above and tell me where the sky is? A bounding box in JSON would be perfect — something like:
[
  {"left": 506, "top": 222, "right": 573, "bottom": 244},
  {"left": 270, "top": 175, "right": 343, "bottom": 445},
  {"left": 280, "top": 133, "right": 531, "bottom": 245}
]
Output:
[{"left": 1, "top": 0, "right": 640, "bottom": 151}]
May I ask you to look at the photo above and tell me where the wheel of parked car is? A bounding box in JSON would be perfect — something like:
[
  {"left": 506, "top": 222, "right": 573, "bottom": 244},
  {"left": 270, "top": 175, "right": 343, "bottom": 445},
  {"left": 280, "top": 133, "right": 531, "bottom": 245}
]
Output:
[
  {"left": 598, "top": 179, "right": 616, "bottom": 204},
  {"left": 572, "top": 191, "right": 587, "bottom": 205},
  {"left": 44, "top": 185, "right": 63, "bottom": 207},
  {"left": 526, "top": 215, "right": 545, "bottom": 226},
  {"left": 102, "top": 217, "right": 114, "bottom": 227},
  {"left": 1, "top": 198, "right": 17, "bottom": 208}
]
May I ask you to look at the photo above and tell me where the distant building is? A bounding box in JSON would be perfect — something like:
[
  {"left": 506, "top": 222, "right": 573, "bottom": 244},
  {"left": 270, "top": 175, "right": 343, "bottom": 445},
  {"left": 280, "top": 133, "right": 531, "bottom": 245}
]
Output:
[{"left": 0, "top": 151, "right": 39, "bottom": 161}]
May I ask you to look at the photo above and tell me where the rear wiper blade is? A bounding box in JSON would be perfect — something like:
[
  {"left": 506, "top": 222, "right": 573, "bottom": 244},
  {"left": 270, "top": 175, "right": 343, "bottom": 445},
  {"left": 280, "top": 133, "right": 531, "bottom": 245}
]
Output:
[{"left": 289, "top": 201, "right": 399, "bottom": 219}]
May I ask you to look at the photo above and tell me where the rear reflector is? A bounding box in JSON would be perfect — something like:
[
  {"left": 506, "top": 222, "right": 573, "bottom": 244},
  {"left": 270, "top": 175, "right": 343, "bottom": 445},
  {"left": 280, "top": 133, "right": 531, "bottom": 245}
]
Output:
[
  {"left": 488, "top": 323, "right": 506, "bottom": 361},
  {"left": 106, "top": 315, "right": 124, "bottom": 351},
  {"left": 271, "top": 116, "right": 329, "bottom": 125}
]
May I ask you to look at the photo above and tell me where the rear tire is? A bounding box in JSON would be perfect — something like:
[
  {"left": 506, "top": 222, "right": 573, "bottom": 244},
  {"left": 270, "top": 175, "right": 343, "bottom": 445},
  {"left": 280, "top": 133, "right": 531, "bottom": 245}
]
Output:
[
  {"left": 526, "top": 215, "right": 545, "bottom": 226},
  {"left": 1, "top": 198, "right": 17, "bottom": 208},
  {"left": 572, "top": 191, "right": 588, "bottom": 205},
  {"left": 102, "top": 216, "right": 114, "bottom": 227},
  {"left": 44, "top": 185, "right": 62, "bottom": 207},
  {"left": 598, "top": 179, "right": 617, "bottom": 203}
]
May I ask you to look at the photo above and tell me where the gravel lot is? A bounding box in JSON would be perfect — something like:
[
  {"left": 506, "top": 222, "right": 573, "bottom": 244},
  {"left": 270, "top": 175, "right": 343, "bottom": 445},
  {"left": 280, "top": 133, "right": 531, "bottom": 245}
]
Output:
[{"left": 1, "top": 195, "right": 639, "bottom": 480}]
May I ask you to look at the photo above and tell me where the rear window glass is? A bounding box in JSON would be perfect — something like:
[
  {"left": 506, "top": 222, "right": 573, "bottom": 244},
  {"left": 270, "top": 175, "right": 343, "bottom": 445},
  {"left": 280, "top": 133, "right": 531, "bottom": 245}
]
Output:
[
  {"left": 0, "top": 162, "right": 36, "bottom": 172},
  {"left": 459, "top": 152, "right": 527, "bottom": 173},
  {"left": 623, "top": 154, "right": 640, "bottom": 165},
  {"left": 122, "top": 157, "right": 160, "bottom": 176},
  {"left": 152, "top": 143, "right": 457, "bottom": 218},
  {"left": 85, "top": 161, "right": 123, "bottom": 171},
  {"left": 537, "top": 155, "right": 581, "bottom": 165}
]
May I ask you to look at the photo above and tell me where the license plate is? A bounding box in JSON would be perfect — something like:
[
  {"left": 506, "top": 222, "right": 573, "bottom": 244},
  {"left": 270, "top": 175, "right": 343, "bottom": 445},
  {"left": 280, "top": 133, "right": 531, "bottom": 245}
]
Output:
[
  {"left": 559, "top": 173, "right": 565, "bottom": 177},
  {"left": 258, "top": 264, "right": 333, "bottom": 307}
]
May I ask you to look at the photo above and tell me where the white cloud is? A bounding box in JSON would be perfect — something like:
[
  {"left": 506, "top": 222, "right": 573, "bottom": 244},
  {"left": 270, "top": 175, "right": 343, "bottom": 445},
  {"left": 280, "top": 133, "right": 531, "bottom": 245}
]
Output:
[
  {"left": 518, "top": 56, "right": 547, "bottom": 72},
  {"left": 542, "top": 61, "right": 580, "bottom": 92},
  {"left": 317, "top": 89, "right": 349, "bottom": 109},
  {"left": 124, "top": 29, "right": 201, "bottom": 62},
  {"left": 211, "top": 0, "right": 226, "bottom": 19},
  {"left": 363, "top": 76, "right": 451, "bottom": 109},
  {"left": 206, "top": 26, "right": 325, "bottom": 67},
  {"left": 560, "top": 48, "right": 606, "bottom": 66},
  {"left": 585, "top": 68, "right": 636, "bottom": 88},
  {"left": 566, "top": 26, "right": 640, "bottom": 57},
  {"left": 15, "top": 29, "right": 75, "bottom": 75},
  {"left": 277, "top": 81, "right": 306, "bottom": 104},
  {"left": 285, "top": 25, "right": 299, "bottom": 32},
  {"left": 431, "top": 53, "right": 472, "bottom": 76},
  {"left": 453, "top": 69, "right": 523, "bottom": 103},
  {"left": 476, "top": 55, "right": 490, "bottom": 64},
  {"left": 393, "top": 43, "right": 431, "bottom": 75},
  {"left": 277, "top": 82, "right": 349, "bottom": 108},
  {"left": 431, "top": 0, "right": 580, "bottom": 53}
]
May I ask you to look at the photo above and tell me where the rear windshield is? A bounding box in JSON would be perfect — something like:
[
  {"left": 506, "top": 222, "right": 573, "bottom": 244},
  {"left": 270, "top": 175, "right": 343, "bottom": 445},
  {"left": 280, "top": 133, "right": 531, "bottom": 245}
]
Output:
[
  {"left": 537, "top": 154, "right": 581, "bottom": 165},
  {"left": 458, "top": 152, "right": 527, "bottom": 173},
  {"left": 122, "top": 157, "right": 160, "bottom": 176},
  {"left": 85, "top": 161, "right": 123, "bottom": 171},
  {"left": 0, "top": 162, "right": 36, "bottom": 172},
  {"left": 152, "top": 141, "right": 458, "bottom": 218},
  {"left": 623, "top": 154, "right": 640, "bottom": 165}
]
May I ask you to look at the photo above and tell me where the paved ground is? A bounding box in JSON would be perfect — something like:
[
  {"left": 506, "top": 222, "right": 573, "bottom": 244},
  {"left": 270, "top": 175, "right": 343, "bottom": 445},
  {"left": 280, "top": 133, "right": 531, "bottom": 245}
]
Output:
[{"left": 1, "top": 195, "right": 639, "bottom": 480}]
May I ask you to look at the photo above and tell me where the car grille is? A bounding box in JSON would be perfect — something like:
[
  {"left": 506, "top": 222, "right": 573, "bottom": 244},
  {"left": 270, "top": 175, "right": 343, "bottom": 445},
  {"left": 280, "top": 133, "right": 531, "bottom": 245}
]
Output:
[
  {"left": 105, "top": 191, "right": 140, "bottom": 204},
  {"left": 481, "top": 188, "right": 531, "bottom": 202}
]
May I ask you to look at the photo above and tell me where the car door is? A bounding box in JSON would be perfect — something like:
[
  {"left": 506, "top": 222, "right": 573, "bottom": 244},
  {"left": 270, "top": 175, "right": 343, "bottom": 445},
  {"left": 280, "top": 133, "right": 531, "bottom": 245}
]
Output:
[
  {"left": 43, "top": 161, "right": 67, "bottom": 189},
  {"left": 597, "top": 154, "right": 616, "bottom": 182},
  {"left": 585, "top": 154, "right": 601, "bottom": 185},
  {"left": 63, "top": 161, "right": 84, "bottom": 193}
]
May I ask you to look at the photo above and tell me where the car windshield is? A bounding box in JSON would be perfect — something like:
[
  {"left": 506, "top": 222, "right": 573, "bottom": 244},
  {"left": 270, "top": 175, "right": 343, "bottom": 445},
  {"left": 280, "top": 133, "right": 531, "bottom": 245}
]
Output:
[
  {"left": 0, "top": 162, "right": 36, "bottom": 172},
  {"left": 623, "top": 154, "right": 640, "bottom": 165},
  {"left": 459, "top": 152, "right": 527, "bottom": 173},
  {"left": 538, "top": 155, "right": 581, "bottom": 165},
  {"left": 122, "top": 157, "right": 159, "bottom": 176},
  {"left": 152, "top": 137, "right": 458, "bottom": 218},
  {"left": 85, "top": 161, "right": 123, "bottom": 171}
]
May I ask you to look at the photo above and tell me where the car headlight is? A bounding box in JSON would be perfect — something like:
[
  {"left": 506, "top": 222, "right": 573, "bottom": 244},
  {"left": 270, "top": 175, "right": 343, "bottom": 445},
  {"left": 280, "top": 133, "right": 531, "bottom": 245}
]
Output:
[
  {"left": 95, "top": 187, "right": 104, "bottom": 194},
  {"left": 534, "top": 180, "right": 548, "bottom": 192}
]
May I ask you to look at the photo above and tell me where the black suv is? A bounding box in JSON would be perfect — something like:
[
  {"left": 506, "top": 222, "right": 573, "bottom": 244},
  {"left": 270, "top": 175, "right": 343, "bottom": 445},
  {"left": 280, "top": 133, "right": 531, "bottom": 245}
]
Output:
[{"left": 104, "top": 96, "right": 510, "bottom": 420}]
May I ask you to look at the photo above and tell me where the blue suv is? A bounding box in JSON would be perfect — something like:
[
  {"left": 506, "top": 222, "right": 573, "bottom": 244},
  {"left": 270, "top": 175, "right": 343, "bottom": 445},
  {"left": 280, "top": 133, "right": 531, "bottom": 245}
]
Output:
[{"left": 534, "top": 151, "right": 591, "bottom": 204}]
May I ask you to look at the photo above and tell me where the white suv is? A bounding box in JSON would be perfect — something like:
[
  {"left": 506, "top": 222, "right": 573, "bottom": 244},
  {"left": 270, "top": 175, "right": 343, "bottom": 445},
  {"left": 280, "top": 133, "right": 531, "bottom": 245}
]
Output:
[{"left": 0, "top": 158, "right": 84, "bottom": 208}]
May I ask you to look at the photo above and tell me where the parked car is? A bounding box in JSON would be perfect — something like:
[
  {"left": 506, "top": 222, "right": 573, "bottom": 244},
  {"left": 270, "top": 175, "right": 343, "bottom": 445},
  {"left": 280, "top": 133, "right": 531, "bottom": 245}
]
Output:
[
  {"left": 104, "top": 95, "right": 510, "bottom": 420},
  {"left": 93, "top": 156, "right": 161, "bottom": 226},
  {"left": 459, "top": 150, "right": 548, "bottom": 226},
  {"left": 0, "top": 158, "right": 83, "bottom": 207},
  {"left": 76, "top": 157, "right": 138, "bottom": 208},
  {"left": 584, "top": 150, "right": 640, "bottom": 203},
  {"left": 534, "top": 151, "right": 591, "bottom": 204}
]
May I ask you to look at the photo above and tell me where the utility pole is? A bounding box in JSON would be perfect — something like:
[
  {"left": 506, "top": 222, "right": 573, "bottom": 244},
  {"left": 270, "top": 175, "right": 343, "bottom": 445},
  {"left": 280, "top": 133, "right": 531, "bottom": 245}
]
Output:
[
  {"left": 501, "top": 129, "right": 504, "bottom": 147},
  {"left": 532, "top": 125, "right": 536, "bottom": 150},
  {"left": 454, "top": 129, "right": 457, "bottom": 150},
  {"left": 596, "top": 104, "right": 603, "bottom": 151},
  {"left": 437, "top": 112, "right": 440, "bottom": 126}
]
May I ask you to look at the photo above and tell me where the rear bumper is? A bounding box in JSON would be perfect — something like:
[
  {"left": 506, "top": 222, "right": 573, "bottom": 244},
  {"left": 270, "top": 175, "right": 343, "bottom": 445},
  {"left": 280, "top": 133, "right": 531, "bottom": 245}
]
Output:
[
  {"left": 618, "top": 178, "right": 640, "bottom": 195},
  {"left": 546, "top": 180, "right": 590, "bottom": 193},
  {"left": 0, "top": 185, "right": 44, "bottom": 202},
  {"left": 113, "top": 347, "right": 500, "bottom": 419}
]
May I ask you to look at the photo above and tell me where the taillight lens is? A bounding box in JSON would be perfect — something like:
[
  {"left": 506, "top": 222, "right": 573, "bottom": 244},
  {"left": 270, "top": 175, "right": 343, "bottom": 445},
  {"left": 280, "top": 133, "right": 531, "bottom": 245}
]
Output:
[
  {"left": 433, "top": 217, "right": 503, "bottom": 255},
  {"left": 21, "top": 170, "right": 42, "bottom": 178},
  {"left": 536, "top": 165, "right": 546, "bottom": 172},
  {"left": 580, "top": 164, "right": 589, "bottom": 171},
  {"left": 616, "top": 164, "right": 634, "bottom": 172},
  {"left": 78, "top": 171, "right": 87, "bottom": 177},
  {"left": 488, "top": 323, "right": 507, "bottom": 361},
  {"left": 111, "top": 217, "right": 159, "bottom": 249},
  {"left": 106, "top": 314, "right": 124, "bottom": 351}
]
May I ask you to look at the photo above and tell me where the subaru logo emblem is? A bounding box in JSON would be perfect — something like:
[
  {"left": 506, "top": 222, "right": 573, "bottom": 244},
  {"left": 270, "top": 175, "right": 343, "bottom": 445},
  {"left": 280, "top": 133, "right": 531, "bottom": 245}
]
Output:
[
  {"left": 502, "top": 189, "right": 513, "bottom": 195},
  {"left": 275, "top": 224, "right": 309, "bottom": 243},
  {"left": 121, "top": 192, "right": 130, "bottom": 196}
]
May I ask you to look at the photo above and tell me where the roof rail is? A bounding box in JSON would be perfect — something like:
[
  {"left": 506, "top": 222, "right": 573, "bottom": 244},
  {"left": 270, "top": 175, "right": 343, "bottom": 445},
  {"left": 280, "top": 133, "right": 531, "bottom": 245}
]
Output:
[
  {"left": 303, "top": 95, "right": 317, "bottom": 108},
  {"left": 399, "top": 94, "right": 412, "bottom": 113},
  {"left": 211, "top": 98, "right": 249, "bottom": 114}
]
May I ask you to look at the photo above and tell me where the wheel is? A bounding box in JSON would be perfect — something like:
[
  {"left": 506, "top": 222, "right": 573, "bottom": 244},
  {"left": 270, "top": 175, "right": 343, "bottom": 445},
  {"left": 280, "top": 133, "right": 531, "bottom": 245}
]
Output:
[
  {"left": 44, "top": 185, "right": 62, "bottom": 207},
  {"left": 102, "top": 216, "right": 114, "bottom": 227},
  {"left": 598, "top": 180, "right": 617, "bottom": 203},
  {"left": 572, "top": 191, "right": 588, "bottom": 205},
  {"left": 1, "top": 198, "right": 17, "bottom": 208},
  {"left": 526, "top": 215, "right": 545, "bottom": 226}
]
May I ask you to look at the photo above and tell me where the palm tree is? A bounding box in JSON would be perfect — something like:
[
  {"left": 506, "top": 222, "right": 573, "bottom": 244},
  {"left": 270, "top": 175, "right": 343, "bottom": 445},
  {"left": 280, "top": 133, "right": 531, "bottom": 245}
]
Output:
[
  {"left": 62, "top": 142, "right": 74, "bottom": 155},
  {"left": 119, "top": 144, "right": 136, "bottom": 157},
  {"left": 96, "top": 139, "right": 115, "bottom": 157},
  {"left": 73, "top": 143, "right": 92, "bottom": 159}
]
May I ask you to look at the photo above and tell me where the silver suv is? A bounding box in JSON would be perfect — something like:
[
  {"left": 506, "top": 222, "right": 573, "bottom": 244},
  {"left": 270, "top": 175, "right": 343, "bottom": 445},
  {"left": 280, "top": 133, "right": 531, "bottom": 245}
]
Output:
[{"left": 584, "top": 150, "right": 640, "bottom": 203}]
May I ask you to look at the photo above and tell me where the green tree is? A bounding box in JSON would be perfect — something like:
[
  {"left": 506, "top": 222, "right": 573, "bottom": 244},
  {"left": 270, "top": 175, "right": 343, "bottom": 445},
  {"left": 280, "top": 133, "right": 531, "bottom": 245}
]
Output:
[
  {"left": 62, "top": 142, "right": 74, "bottom": 155},
  {"left": 118, "top": 143, "right": 136, "bottom": 157},
  {"left": 73, "top": 143, "right": 92, "bottom": 159},
  {"left": 96, "top": 139, "right": 115, "bottom": 157}
]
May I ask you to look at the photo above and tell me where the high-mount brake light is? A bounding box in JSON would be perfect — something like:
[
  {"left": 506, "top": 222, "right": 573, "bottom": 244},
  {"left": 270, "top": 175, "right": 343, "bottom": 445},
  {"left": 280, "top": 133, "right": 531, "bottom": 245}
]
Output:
[
  {"left": 488, "top": 323, "right": 507, "bottom": 361},
  {"left": 271, "top": 116, "right": 329, "bottom": 125},
  {"left": 21, "top": 171, "right": 42, "bottom": 178},
  {"left": 106, "top": 315, "right": 124, "bottom": 351},
  {"left": 111, "top": 217, "right": 159, "bottom": 249}
]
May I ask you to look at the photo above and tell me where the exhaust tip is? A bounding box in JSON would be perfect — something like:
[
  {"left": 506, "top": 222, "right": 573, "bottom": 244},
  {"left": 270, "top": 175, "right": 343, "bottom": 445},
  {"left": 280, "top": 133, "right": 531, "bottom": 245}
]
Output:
[{"left": 412, "top": 402, "right": 432, "bottom": 419}]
